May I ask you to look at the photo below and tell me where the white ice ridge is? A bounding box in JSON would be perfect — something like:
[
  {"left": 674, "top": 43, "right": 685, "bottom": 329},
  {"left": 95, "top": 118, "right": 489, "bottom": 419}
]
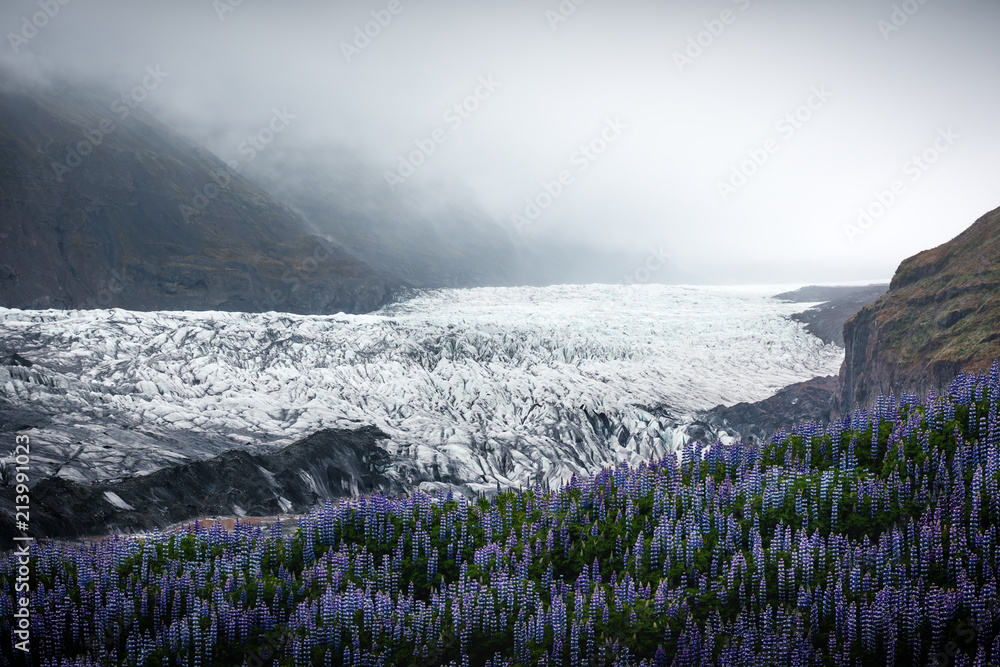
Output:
[{"left": 0, "top": 284, "right": 842, "bottom": 493}]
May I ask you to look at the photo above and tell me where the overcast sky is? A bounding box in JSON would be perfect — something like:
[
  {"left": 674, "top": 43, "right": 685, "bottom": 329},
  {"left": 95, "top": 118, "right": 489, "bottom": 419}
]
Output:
[{"left": 3, "top": 0, "right": 999, "bottom": 283}]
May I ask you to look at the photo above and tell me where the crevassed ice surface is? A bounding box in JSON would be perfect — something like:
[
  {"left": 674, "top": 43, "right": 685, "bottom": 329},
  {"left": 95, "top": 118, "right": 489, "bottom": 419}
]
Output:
[{"left": 0, "top": 284, "right": 843, "bottom": 492}]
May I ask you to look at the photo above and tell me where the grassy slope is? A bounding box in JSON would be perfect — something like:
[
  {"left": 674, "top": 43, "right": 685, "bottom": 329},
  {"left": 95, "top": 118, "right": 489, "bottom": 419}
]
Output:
[{"left": 870, "top": 205, "right": 1000, "bottom": 371}]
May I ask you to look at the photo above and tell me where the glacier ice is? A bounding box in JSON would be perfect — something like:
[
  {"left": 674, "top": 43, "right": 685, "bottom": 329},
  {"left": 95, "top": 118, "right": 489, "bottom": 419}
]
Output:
[{"left": 0, "top": 284, "right": 842, "bottom": 493}]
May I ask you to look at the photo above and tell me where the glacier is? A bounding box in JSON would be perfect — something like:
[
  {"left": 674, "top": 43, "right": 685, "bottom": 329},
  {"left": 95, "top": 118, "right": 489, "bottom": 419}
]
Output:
[{"left": 0, "top": 284, "right": 842, "bottom": 495}]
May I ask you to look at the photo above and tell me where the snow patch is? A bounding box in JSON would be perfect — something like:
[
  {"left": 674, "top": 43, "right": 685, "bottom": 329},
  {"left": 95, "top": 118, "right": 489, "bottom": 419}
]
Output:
[{"left": 102, "top": 491, "right": 135, "bottom": 511}]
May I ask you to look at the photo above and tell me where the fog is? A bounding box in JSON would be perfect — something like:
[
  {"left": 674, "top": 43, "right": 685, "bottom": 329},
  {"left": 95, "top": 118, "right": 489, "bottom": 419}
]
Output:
[{"left": 3, "top": 0, "right": 999, "bottom": 284}]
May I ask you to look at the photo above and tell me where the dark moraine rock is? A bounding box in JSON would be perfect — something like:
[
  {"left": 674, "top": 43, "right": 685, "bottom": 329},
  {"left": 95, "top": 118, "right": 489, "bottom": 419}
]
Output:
[
  {"left": 0, "top": 426, "right": 396, "bottom": 548},
  {"left": 1, "top": 353, "right": 33, "bottom": 367},
  {"left": 694, "top": 375, "right": 842, "bottom": 446}
]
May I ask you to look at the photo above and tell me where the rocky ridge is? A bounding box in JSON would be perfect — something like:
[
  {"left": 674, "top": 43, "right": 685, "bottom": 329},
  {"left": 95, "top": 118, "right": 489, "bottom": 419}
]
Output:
[
  {"left": 0, "top": 75, "right": 399, "bottom": 314},
  {"left": 0, "top": 427, "right": 393, "bottom": 546},
  {"left": 841, "top": 205, "right": 1000, "bottom": 410}
]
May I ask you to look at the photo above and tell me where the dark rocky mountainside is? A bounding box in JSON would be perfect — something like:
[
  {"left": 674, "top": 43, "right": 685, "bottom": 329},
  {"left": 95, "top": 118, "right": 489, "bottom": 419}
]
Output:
[
  {"left": 694, "top": 375, "right": 841, "bottom": 445},
  {"left": 0, "top": 76, "right": 400, "bottom": 314},
  {"left": 777, "top": 284, "right": 889, "bottom": 346},
  {"left": 0, "top": 426, "right": 394, "bottom": 546},
  {"left": 774, "top": 284, "right": 887, "bottom": 304},
  {"left": 842, "top": 204, "right": 1000, "bottom": 410}
]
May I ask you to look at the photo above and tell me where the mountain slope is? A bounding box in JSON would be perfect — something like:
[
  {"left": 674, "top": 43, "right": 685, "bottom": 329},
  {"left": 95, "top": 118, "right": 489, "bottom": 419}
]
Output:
[
  {"left": 4, "top": 368, "right": 999, "bottom": 665},
  {"left": 776, "top": 284, "right": 889, "bottom": 346},
  {"left": 841, "top": 204, "right": 1000, "bottom": 408},
  {"left": 0, "top": 75, "right": 399, "bottom": 313},
  {"left": 244, "top": 146, "right": 519, "bottom": 289},
  {"left": 0, "top": 426, "right": 394, "bottom": 544}
]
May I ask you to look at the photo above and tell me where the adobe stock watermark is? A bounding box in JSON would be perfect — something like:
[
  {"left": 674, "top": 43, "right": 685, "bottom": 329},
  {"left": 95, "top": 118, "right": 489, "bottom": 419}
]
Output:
[
  {"left": 214, "top": 0, "right": 247, "bottom": 21},
  {"left": 673, "top": 0, "right": 752, "bottom": 73},
  {"left": 878, "top": 0, "right": 932, "bottom": 41},
  {"left": 546, "top": 0, "right": 588, "bottom": 31},
  {"left": 7, "top": 0, "right": 72, "bottom": 54},
  {"left": 82, "top": 267, "right": 131, "bottom": 309},
  {"left": 510, "top": 117, "right": 628, "bottom": 232},
  {"left": 340, "top": 0, "right": 413, "bottom": 64},
  {"left": 384, "top": 75, "right": 502, "bottom": 191},
  {"left": 181, "top": 107, "right": 295, "bottom": 223},
  {"left": 11, "top": 434, "right": 33, "bottom": 654},
  {"left": 716, "top": 85, "right": 833, "bottom": 202},
  {"left": 621, "top": 246, "right": 672, "bottom": 285},
  {"left": 261, "top": 238, "right": 337, "bottom": 309},
  {"left": 843, "top": 126, "right": 958, "bottom": 243},
  {"left": 927, "top": 619, "right": 983, "bottom": 667},
  {"left": 245, "top": 628, "right": 293, "bottom": 667},
  {"left": 50, "top": 66, "right": 170, "bottom": 182}
]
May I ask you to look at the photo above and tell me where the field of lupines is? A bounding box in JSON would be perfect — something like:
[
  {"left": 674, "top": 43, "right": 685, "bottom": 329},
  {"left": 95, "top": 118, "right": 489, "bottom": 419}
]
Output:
[{"left": 3, "top": 363, "right": 1000, "bottom": 666}]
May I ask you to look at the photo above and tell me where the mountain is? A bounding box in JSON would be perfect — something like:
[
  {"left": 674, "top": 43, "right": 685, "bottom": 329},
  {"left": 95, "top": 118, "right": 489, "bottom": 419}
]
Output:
[
  {"left": 243, "top": 146, "right": 519, "bottom": 288},
  {"left": 841, "top": 204, "right": 1000, "bottom": 409},
  {"left": 0, "top": 74, "right": 399, "bottom": 314},
  {"left": 775, "top": 284, "right": 889, "bottom": 346},
  {"left": 242, "top": 147, "right": 687, "bottom": 289}
]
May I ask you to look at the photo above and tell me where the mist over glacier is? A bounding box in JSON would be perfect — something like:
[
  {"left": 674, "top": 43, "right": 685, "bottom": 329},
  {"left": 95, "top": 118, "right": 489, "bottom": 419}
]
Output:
[{"left": 0, "top": 284, "right": 842, "bottom": 495}]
